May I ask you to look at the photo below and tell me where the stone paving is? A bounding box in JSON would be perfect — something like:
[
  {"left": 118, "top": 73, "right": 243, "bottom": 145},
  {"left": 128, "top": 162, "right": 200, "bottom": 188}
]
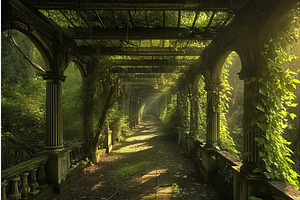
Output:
[{"left": 52, "top": 115, "right": 222, "bottom": 200}]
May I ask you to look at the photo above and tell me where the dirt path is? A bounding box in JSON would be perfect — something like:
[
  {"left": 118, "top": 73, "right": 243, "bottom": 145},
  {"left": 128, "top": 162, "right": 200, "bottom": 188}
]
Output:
[{"left": 52, "top": 115, "right": 222, "bottom": 200}]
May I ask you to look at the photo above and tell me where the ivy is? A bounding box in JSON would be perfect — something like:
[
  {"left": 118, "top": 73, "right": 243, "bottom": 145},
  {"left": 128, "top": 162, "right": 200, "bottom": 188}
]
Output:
[
  {"left": 219, "top": 53, "right": 240, "bottom": 156},
  {"left": 250, "top": 48, "right": 300, "bottom": 191},
  {"left": 197, "top": 76, "right": 207, "bottom": 139},
  {"left": 251, "top": 5, "right": 300, "bottom": 190}
]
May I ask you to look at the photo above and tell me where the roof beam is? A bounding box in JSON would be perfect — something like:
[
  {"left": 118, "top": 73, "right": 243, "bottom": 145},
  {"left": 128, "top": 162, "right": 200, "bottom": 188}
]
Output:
[
  {"left": 66, "top": 27, "right": 217, "bottom": 40},
  {"left": 75, "top": 46, "right": 203, "bottom": 56},
  {"left": 111, "top": 59, "right": 197, "bottom": 66},
  {"left": 110, "top": 66, "right": 187, "bottom": 73},
  {"left": 29, "top": 0, "right": 233, "bottom": 11},
  {"left": 119, "top": 74, "right": 163, "bottom": 79},
  {"left": 94, "top": 10, "right": 105, "bottom": 28}
]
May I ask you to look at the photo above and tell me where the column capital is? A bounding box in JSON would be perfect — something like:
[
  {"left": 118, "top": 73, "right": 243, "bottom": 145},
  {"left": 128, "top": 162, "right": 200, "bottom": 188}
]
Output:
[{"left": 42, "top": 72, "right": 66, "bottom": 82}]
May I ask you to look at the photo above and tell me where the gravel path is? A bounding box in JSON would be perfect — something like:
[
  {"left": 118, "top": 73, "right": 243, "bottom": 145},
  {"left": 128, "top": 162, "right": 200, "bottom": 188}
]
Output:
[{"left": 52, "top": 115, "right": 222, "bottom": 200}]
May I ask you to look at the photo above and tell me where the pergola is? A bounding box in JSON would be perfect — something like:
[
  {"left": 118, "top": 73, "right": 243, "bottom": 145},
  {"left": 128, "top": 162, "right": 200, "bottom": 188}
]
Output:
[
  {"left": 4, "top": 0, "right": 240, "bottom": 99},
  {"left": 2, "top": 0, "right": 299, "bottom": 199}
]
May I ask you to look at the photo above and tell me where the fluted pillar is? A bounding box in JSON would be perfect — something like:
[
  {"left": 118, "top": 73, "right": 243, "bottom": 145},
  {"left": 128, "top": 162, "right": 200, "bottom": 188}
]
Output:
[
  {"left": 241, "top": 78, "right": 264, "bottom": 173},
  {"left": 190, "top": 93, "right": 199, "bottom": 136},
  {"left": 43, "top": 72, "right": 66, "bottom": 150},
  {"left": 204, "top": 83, "right": 220, "bottom": 148}
]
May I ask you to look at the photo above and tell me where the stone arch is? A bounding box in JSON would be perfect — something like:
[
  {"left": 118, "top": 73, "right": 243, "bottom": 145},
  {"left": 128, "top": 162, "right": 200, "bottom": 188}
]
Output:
[
  {"left": 2, "top": 21, "right": 51, "bottom": 71},
  {"left": 66, "top": 58, "right": 88, "bottom": 80}
]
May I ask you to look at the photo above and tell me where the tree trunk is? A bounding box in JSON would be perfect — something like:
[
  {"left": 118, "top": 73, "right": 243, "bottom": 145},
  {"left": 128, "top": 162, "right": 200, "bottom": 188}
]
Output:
[{"left": 87, "top": 85, "right": 115, "bottom": 162}]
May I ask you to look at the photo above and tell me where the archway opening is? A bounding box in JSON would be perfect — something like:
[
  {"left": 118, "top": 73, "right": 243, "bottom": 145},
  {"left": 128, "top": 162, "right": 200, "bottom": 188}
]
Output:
[
  {"left": 62, "top": 62, "right": 84, "bottom": 144},
  {"left": 1, "top": 29, "right": 47, "bottom": 169},
  {"left": 219, "top": 51, "right": 243, "bottom": 157}
]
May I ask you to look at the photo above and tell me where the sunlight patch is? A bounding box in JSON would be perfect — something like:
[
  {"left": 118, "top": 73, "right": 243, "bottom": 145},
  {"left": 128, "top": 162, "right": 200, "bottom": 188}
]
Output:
[
  {"left": 91, "top": 182, "right": 104, "bottom": 191},
  {"left": 114, "top": 142, "right": 153, "bottom": 153},
  {"left": 125, "top": 134, "right": 158, "bottom": 142}
]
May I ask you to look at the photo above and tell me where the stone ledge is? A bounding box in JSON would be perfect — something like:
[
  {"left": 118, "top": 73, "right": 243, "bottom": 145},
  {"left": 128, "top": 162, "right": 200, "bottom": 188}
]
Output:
[{"left": 267, "top": 180, "right": 300, "bottom": 200}]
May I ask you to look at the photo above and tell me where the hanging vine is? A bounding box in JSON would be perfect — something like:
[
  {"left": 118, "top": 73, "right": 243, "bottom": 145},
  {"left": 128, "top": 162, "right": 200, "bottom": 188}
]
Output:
[
  {"left": 251, "top": 6, "right": 300, "bottom": 189},
  {"left": 219, "top": 53, "right": 240, "bottom": 156}
]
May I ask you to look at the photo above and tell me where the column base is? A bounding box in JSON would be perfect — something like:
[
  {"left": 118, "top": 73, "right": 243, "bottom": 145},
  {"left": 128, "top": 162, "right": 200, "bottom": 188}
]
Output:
[
  {"left": 235, "top": 169, "right": 267, "bottom": 200},
  {"left": 198, "top": 147, "right": 217, "bottom": 182},
  {"left": 45, "top": 145, "right": 64, "bottom": 152},
  {"left": 45, "top": 149, "right": 71, "bottom": 186},
  {"left": 187, "top": 135, "right": 196, "bottom": 154}
]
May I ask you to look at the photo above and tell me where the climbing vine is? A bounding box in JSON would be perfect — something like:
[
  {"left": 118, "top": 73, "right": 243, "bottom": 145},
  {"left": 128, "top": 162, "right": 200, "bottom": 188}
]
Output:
[
  {"left": 251, "top": 49, "right": 300, "bottom": 189},
  {"left": 251, "top": 6, "right": 300, "bottom": 189},
  {"left": 219, "top": 54, "right": 240, "bottom": 156},
  {"left": 197, "top": 76, "right": 207, "bottom": 139}
]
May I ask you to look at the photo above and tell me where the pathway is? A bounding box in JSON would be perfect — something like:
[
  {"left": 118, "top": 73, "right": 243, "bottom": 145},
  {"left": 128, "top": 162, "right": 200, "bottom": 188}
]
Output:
[{"left": 52, "top": 115, "right": 222, "bottom": 200}]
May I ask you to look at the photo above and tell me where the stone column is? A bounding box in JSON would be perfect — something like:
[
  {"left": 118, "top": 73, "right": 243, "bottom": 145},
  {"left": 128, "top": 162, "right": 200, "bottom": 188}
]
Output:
[
  {"left": 204, "top": 83, "right": 220, "bottom": 148},
  {"left": 43, "top": 72, "right": 66, "bottom": 150},
  {"left": 43, "top": 72, "right": 71, "bottom": 187},
  {"left": 177, "top": 89, "right": 184, "bottom": 146},
  {"left": 135, "top": 97, "right": 139, "bottom": 125},
  {"left": 187, "top": 90, "right": 199, "bottom": 153},
  {"left": 129, "top": 94, "right": 134, "bottom": 128},
  {"left": 241, "top": 78, "right": 264, "bottom": 173}
]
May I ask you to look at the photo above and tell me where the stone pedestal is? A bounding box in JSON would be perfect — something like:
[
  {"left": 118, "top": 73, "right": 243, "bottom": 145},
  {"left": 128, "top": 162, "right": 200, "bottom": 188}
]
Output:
[
  {"left": 200, "top": 147, "right": 217, "bottom": 182},
  {"left": 45, "top": 149, "right": 71, "bottom": 186},
  {"left": 235, "top": 171, "right": 266, "bottom": 200},
  {"left": 106, "top": 130, "right": 113, "bottom": 154},
  {"left": 187, "top": 135, "right": 196, "bottom": 154}
]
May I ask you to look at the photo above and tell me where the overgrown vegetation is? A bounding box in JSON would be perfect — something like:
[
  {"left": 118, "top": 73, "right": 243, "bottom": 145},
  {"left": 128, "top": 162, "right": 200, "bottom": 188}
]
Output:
[
  {"left": 219, "top": 53, "right": 240, "bottom": 156},
  {"left": 251, "top": 6, "right": 300, "bottom": 189},
  {"left": 1, "top": 30, "right": 46, "bottom": 169}
]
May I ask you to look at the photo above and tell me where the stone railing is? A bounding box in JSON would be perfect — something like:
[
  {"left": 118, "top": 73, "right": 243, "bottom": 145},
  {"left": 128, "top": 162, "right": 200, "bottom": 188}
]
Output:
[
  {"left": 186, "top": 137, "right": 300, "bottom": 200},
  {"left": 266, "top": 180, "right": 300, "bottom": 199},
  {"left": 214, "top": 150, "right": 242, "bottom": 199},
  {"left": 2, "top": 142, "right": 88, "bottom": 199},
  {"left": 66, "top": 141, "right": 86, "bottom": 169},
  {"left": 1, "top": 155, "right": 49, "bottom": 200}
]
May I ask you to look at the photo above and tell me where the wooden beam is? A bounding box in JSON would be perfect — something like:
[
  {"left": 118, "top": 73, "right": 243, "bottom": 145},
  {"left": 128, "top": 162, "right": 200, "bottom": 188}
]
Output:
[
  {"left": 177, "top": 11, "right": 181, "bottom": 28},
  {"left": 65, "top": 27, "right": 217, "bottom": 40},
  {"left": 192, "top": 11, "right": 199, "bottom": 28},
  {"left": 29, "top": 0, "right": 233, "bottom": 11},
  {"left": 207, "top": 12, "right": 216, "bottom": 28},
  {"left": 111, "top": 59, "right": 196, "bottom": 66},
  {"left": 75, "top": 46, "right": 203, "bottom": 56},
  {"left": 110, "top": 66, "right": 187, "bottom": 73},
  {"left": 112, "top": 11, "right": 120, "bottom": 28},
  {"left": 94, "top": 10, "right": 105, "bottom": 28},
  {"left": 128, "top": 11, "right": 135, "bottom": 28},
  {"left": 119, "top": 74, "right": 163, "bottom": 79}
]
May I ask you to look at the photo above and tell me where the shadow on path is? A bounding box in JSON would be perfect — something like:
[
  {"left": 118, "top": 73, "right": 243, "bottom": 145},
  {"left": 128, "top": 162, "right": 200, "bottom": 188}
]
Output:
[{"left": 52, "top": 115, "right": 222, "bottom": 200}]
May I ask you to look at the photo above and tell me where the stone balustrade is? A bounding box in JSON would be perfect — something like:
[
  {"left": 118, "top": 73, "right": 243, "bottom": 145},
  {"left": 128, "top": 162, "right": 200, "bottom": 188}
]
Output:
[
  {"left": 66, "top": 142, "right": 86, "bottom": 169},
  {"left": 1, "top": 155, "right": 48, "bottom": 200}
]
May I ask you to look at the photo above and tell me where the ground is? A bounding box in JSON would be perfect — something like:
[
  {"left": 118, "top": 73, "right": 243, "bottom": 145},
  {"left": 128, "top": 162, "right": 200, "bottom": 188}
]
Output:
[{"left": 52, "top": 115, "right": 222, "bottom": 200}]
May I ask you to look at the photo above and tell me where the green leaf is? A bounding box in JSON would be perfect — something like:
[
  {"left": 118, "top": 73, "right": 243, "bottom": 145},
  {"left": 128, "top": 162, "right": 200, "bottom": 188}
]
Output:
[
  {"left": 257, "top": 122, "right": 268, "bottom": 131},
  {"left": 256, "top": 104, "right": 265, "bottom": 112},
  {"left": 289, "top": 113, "right": 297, "bottom": 120}
]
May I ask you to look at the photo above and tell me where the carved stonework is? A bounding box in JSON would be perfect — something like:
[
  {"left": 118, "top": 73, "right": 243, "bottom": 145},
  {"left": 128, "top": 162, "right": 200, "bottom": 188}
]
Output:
[{"left": 42, "top": 72, "right": 66, "bottom": 82}]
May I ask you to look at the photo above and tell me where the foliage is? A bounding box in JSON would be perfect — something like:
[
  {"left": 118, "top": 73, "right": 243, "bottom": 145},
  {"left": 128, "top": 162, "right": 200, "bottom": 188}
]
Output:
[
  {"left": 219, "top": 53, "right": 240, "bottom": 156},
  {"left": 250, "top": 6, "right": 300, "bottom": 190},
  {"left": 197, "top": 76, "right": 207, "bottom": 139},
  {"left": 1, "top": 30, "right": 45, "bottom": 85},
  {"left": 159, "top": 91, "right": 180, "bottom": 140},
  {"left": 250, "top": 52, "right": 300, "bottom": 189},
  {"left": 1, "top": 76, "right": 46, "bottom": 146},
  {"left": 62, "top": 63, "right": 83, "bottom": 143},
  {"left": 1, "top": 77, "right": 46, "bottom": 169}
]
